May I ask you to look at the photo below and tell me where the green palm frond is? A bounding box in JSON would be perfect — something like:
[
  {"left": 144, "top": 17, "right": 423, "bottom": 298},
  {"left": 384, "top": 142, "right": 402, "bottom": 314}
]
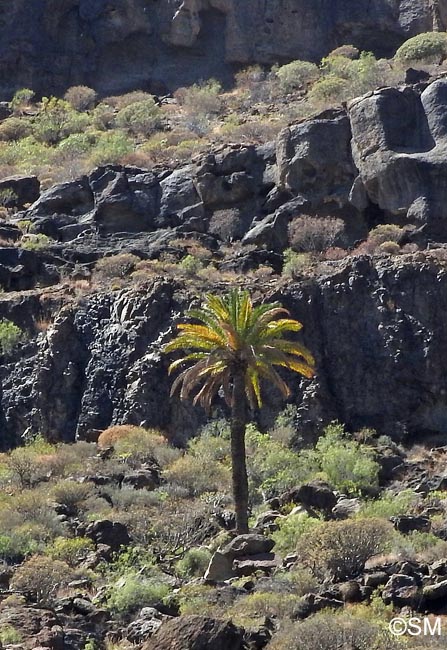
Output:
[{"left": 163, "top": 289, "right": 315, "bottom": 411}]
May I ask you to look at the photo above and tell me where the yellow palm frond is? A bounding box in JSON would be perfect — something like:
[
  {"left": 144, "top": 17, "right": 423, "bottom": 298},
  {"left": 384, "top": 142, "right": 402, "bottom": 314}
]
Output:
[{"left": 164, "top": 289, "right": 315, "bottom": 412}]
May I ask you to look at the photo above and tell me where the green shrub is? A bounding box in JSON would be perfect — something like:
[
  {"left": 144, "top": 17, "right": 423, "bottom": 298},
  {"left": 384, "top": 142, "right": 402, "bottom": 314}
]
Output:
[
  {"left": 0, "top": 319, "right": 23, "bottom": 354},
  {"left": 395, "top": 32, "right": 447, "bottom": 64},
  {"left": 175, "top": 547, "right": 212, "bottom": 577},
  {"left": 10, "top": 555, "right": 74, "bottom": 603},
  {"left": 21, "top": 233, "right": 53, "bottom": 250},
  {"left": 176, "top": 80, "right": 222, "bottom": 117},
  {"left": 51, "top": 480, "right": 92, "bottom": 513},
  {"left": 115, "top": 98, "right": 162, "bottom": 137},
  {"left": 392, "top": 530, "right": 447, "bottom": 560},
  {"left": 91, "top": 102, "right": 115, "bottom": 130},
  {"left": 229, "top": 591, "right": 304, "bottom": 627},
  {"left": 64, "top": 85, "right": 97, "bottom": 111},
  {"left": 359, "top": 490, "right": 418, "bottom": 519},
  {"left": 0, "top": 532, "right": 39, "bottom": 562},
  {"left": 32, "top": 97, "right": 89, "bottom": 145},
  {"left": 112, "top": 427, "right": 179, "bottom": 469},
  {"left": 282, "top": 249, "right": 314, "bottom": 279},
  {"left": 315, "top": 422, "right": 380, "bottom": 494},
  {"left": 360, "top": 224, "right": 404, "bottom": 254},
  {"left": 104, "top": 91, "right": 154, "bottom": 110},
  {"left": 9, "top": 88, "right": 34, "bottom": 115},
  {"left": 46, "top": 536, "right": 94, "bottom": 567},
  {"left": 271, "top": 512, "right": 323, "bottom": 555},
  {"left": 179, "top": 254, "right": 204, "bottom": 277},
  {"left": 107, "top": 574, "right": 170, "bottom": 615},
  {"left": 308, "top": 75, "right": 350, "bottom": 104},
  {"left": 0, "top": 136, "right": 54, "bottom": 172},
  {"left": 0, "top": 625, "right": 23, "bottom": 644},
  {"left": 165, "top": 454, "right": 231, "bottom": 496},
  {"left": 57, "top": 132, "right": 96, "bottom": 157},
  {"left": 177, "top": 583, "right": 220, "bottom": 617},
  {"left": 267, "top": 612, "right": 398, "bottom": 650},
  {"left": 88, "top": 131, "right": 134, "bottom": 166},
  {"left": 246, "top": 426, "right": 318, "bottom": 499},
  {"left": 5, "top": 437, "right": 57, "bottom": 487},
  {"left": 276, "top": 60, "right": 320, "bottom": 93},
  {"left": 188, "top": 433, "right": 230, "bottom": 463},
  {"left": 0, "top": 117, "right": 32, "bottom": 141},
  {"left": 297, "top": 518, "right": 393, "bottom": 581},
  {"left": 0, "top": 187, "right": 18, "bottom": 207}
]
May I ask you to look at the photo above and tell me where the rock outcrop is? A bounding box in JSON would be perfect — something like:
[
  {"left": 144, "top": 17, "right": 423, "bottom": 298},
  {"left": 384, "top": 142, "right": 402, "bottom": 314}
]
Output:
[
  {"left": 4, "top": 77, "right": 447, "bottom": 444},
  {"left": 350, "top": 79, "right": 447, "bottom": 240},
  {"left": 142, "top": 615, "right": 246, "bottom": 650},
  {"left": 0, "top": 0, "right": 445, "bottom": 98},
  {"left": 2, "top": 253, "right": 447, "bottom": 445}
]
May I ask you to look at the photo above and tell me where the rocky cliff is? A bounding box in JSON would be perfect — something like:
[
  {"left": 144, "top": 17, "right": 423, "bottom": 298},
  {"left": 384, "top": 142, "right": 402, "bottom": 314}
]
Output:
[
  {"left": 2, "top": 252, "right": 447, "bottom": 446},
  {"left": 0, "top": 0, "right": 446, "bottom": 99},
  {"left": 3, "top": 75, "right": 447, "bottom": 445}
]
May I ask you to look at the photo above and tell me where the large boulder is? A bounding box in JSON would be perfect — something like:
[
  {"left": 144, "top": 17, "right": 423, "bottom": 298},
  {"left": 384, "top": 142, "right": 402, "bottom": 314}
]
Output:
[
  {"left": 205, "top": 534, "right": 276, "bottom": 581},
  {"left": 221, "top": 534, "right": 275, "bottom": 560},
  {"left": 0, "top": 175, "right": 40, "bottom": 208},
  {"left": 82, "top": 519, "right": 131, "bottom": 551},
  {"left": 349, "top": 80, "right": 447, "bottom": 240},
  {"left": 142, "top": 615, "right": 245, "bottom": 650},
  {"left": 90, "top": 166, "right": 160, "bottom": 234},
  {"left": 26, "top": 177, "right": 93, "bottom": 219},
  {"left": 277, "top": 109, "right": 356, "bottom": 210}
]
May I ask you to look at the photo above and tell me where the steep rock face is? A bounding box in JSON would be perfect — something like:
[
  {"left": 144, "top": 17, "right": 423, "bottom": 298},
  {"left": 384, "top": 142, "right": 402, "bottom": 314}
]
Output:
[
  {"left": 350, "top": 79, "right": 447, "bottom": 239},
  {"left": 2, "top": 255, "right": 447, "bottom": 445},
  {"left": 0, "top": 0, "right": 445, "bottom": 98}
]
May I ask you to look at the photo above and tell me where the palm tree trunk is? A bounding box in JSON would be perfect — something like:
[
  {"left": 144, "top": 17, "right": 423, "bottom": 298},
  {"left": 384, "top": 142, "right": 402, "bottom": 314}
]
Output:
[{"left": 230, "top": 368, "right": 249, "bottom": 534}]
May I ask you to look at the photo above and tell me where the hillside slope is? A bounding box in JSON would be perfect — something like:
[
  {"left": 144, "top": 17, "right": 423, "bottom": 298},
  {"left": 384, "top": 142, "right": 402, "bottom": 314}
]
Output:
[{"left": 0, "top": 0, "right": 445, "bottom": 98}]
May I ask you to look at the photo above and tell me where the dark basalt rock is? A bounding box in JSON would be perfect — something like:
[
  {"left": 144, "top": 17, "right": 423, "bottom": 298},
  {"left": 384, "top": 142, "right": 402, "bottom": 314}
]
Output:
[
  {"left": 3, "top": 253, "right": 447, "bottom": 444},
  {"left": 391, "top": 515, "right": 431, "bottom": 534},
  {"left": 80, "top": 519, "right": 131, "bottom": 551},
  {"left": 0, "top": 0, "right": 443, "bottom": 99},
  {"left": 0, "top": 175, "right": 40, "bottom": 208},
  {"left": 349, "top": 79, "right": 447, "bottom": 240},
  {"left": 142, "top": 615, "right": 246, "bottom": 650}
]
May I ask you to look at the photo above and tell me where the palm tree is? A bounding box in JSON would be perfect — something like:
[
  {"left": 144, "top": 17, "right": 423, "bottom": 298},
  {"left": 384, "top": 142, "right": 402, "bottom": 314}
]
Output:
[{"left": 163, "top": 289, "right": 315, "bottom": 534}]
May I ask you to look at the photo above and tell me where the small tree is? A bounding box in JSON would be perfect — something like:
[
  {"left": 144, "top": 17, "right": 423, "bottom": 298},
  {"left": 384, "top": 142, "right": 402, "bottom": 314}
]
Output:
[
  {"left": 0, "top": 319, "right": 23, "bottom": 354},
  {"left": 164, "top": 290, "right": 315, "bottom": 533},
  {"left": 10, "top": 555, "right": 74, "bottom": 604}
]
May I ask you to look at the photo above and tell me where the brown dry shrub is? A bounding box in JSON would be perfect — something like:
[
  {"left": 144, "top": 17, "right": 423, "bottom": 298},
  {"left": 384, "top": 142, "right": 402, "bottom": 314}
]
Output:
[
  {"left": 102, "top": 91, "right": 154, "bottom": 110},
  {"left": 324, "top": 246, "right": 348, "bottom": 261},
  {"left": 297, "top": 517, "right": 393, "bottom": 581},
  {"left": 0, "top": 117, "right": 32, "bottom": 141},
  {"left": 328, "top": 44, "right": 360, "bottom": 60},
  {"left": 208, "top": 208, "right": 243, "bottom": 242},
  {"left": 94, "top": 253, "right": 140, "bottom": 280},
  {"left": 10, "top": 555, "right": 75, "bottom": 604},
  {"left": 97, "top": 424, "right": 149, "bottom": 449},
  {"left": 357, "top": 224, "right": 404, "bottom": 255},
  {"left": 288, "top": 215, "right": 344, "bottom": 253},
  {"left": 64, "top": 85, "right": 97, "bottom": 111},
  {"left": 379, "top": 240, "right": 401, "bottom": 255},
  {"left": 267, "top": 613, "right": 399, "bottom": 650}
]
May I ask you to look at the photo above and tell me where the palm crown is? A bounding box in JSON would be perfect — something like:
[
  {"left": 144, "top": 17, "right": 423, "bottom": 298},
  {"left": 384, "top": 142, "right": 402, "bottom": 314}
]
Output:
[{"left": 164, "top": 289, "right": 315, "bottom": 409}]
